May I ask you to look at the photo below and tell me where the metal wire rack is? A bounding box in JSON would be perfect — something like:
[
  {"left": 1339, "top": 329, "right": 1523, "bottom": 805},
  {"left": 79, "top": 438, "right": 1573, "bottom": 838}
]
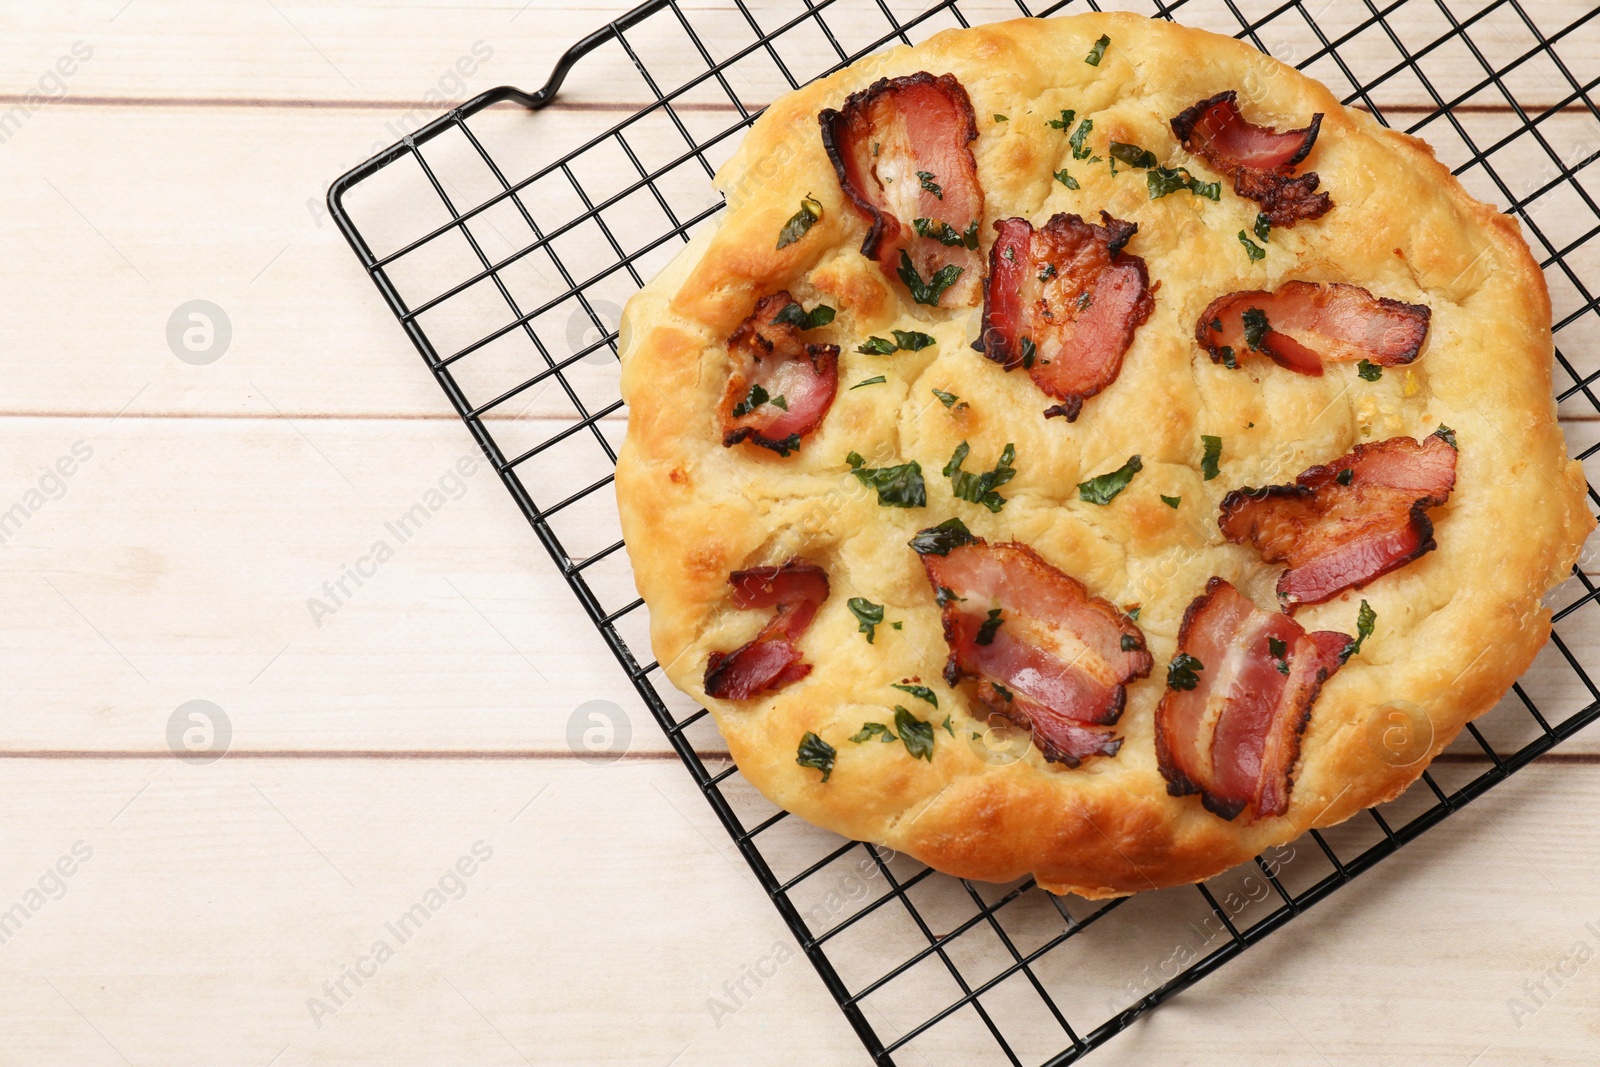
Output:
[{"left": 328, "top": 0, "right": 1600, "bottom": 1061}]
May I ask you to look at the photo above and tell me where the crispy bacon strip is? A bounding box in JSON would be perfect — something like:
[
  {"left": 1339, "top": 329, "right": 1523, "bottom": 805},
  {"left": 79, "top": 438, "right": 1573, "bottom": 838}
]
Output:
[
  {"left": 704, "top": 558, "right": 830, "bottom": 700},
  {"left": 1219, "top": 433, "right": 1458, "bottom": 611},
  {"left": 820, "top": 72, "right": 985, "bottom": 307},
  {"left": 1156, "top": 578, "right": 1350, "bottom": 822},
  {"left": 720, "top": 293, "right": 839, "bottom": 456},
  {"left": 978, "top": 212, "right": 1155, "bottom": 420},
  {"left": 912, "top": 529, "right": 1151, "bottom": 765},
  {"left": 1170, "top": 90, "right": 1331, "bottom": 226},
  {"left": 1196, "top": 282, "right": 1430, "bottom": 377}
]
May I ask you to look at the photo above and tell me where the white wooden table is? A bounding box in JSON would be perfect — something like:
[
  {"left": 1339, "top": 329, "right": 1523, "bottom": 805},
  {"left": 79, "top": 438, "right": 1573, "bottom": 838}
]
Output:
[{"left": 3, "top": 1, "right": 1599, "bottom": 1063}]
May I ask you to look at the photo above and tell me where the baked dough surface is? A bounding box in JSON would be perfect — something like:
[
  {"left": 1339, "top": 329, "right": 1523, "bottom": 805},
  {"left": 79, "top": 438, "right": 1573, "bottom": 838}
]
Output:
[{"left": 614, "top": 11, "right": 1593, "bottom": 897}]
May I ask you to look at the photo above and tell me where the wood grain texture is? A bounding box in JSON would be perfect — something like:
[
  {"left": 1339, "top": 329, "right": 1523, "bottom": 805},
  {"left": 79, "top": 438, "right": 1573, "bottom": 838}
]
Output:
[{"left": 1, "top": 0, "right": 1597, "bottom": 1064}]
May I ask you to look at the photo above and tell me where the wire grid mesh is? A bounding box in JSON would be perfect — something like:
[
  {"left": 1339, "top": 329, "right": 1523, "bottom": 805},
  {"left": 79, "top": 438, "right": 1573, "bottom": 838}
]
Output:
[{"left": 328, "top": 0, "right": 1600, "bottom": 1062}]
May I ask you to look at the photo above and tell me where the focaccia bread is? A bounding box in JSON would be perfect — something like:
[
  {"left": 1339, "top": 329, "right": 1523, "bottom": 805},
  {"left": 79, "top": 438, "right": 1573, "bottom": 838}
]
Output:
[{"left": 613, "top": 11, "right": 1592, "bottom": 897}]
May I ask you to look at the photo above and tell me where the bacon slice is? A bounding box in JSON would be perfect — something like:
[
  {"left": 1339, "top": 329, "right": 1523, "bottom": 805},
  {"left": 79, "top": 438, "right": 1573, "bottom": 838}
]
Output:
[
  {"left": 720, "top": 293, "right": 839, "bottom": 456},
  {"left": 1156, "top": 578, "right": 1350, "bottom": 822},
  {"left": 912, "top": 530, "right": 1151, "bottom": 765},
  {"left": 820, "top": 72, "right": 984, "bottom": 307},
  {"left": 1219, "top": 433, "right": 1457, "bottom": 611},
  {"left": 1196, "top": 282, "right": 1430, "bottom": 377},
  {"left": 704, "top": 558, "right": 830, "bottom": 700},
  {"left": 1170, "top": 90, "right": 1331, "bottom": 227},
  {"left": 978, "top": 212, "right": 1155, "bottom": 420}
]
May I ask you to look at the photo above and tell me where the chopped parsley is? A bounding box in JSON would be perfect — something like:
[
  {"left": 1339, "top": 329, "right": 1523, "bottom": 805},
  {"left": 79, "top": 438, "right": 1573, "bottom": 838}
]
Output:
[
  {"left": 846, "top": 452, "right": 927, "bottom": 508},
  {"left": 1085, "top": 33, "right": 1111, "bottom": 65},
  {"left": 1336, "top": 467, "right": 1354, "bottom": 486},
  {"left": 1077, "top": 454, "right": 1142, "bottom": 505},
  {"left": 909, "top": 518, "right": 977, "bottom": 556},
  {"left": 1161, "top": 494, "right": 1181, "bottom": 508},
  {"left": 892, "top": 683, "right": 938, "bottom": 708},
  {"left": 941, "top": 714, "right": 955, "bottom": 737},
  {"left": 857, "top": 336, "right": 897, "bottom": 355},
  {"left": 1268, "top": 635, "right": 1289, "bottom": 675},
  {"left": 1342, "top": 600, "right": 1376, "bottom": 661},
  {"left": 1048, "top": 109, "right": 1077, "bottom": 131},
  {"left": 1108, "top": 142, "right": 1158, "bottom": 172},
  {"left": 897, "top": 250, "right": 964, "bottom": 307},
  {"left": 934, "top": 585, "right": 965, "bottom": 606},
  {"left": 1038, "top": 263, "right": 1057, "bottom": 282},
  {"left": 892, "top": 329, "right": 936, "bottom": 351},
  {"left": 772, "top": 301, "right": 836, "bottom": 330},
  {"left": 945, "top": 441, "right": 1017, "bottom": 513},
  {"left": 1357, "top": 359, "right": 1383, "bottom": 381},
  {"left": 1254, "top": 212, "right": 1272, "bottom": 243},
  {"left": 848, "top": 597, "right": 885, "bottom": 642},
  {"left": 913, "top": 217, "right": 979, "bottom": 249},
  {"left": 1019, "top": 336, "right": 1038, "bottom": 369},
  {"left": 1241, "top": 307, "right": 1270, "bottom": 350},
  {"left": 932, "top": 388, "right": 960, "bottom": 408},
  {"left": 849, "top": 722, "right": 897, "bottom": 744},
  {"left": 776, "top": 195, "right": 822, "bottom": 250},
  {"left": 894, "top": 705, "right": 936, "bottom": 762},
  {"left": 1201, "top": 435, "right": 1223, "bottom": 480},
  {"left": 1166, "top": 652, "right": 1204, "bottom": 691},
  {"left": 991, "top": 681, "right": 1015, "bottom": 702},
  {"left": 1147, "top": 165, "right": 1220, "bottom": 201},
  {"left": 1434, "top": 424, "right": 1458, "bottom": 450},
  {"left": 975, "top": 608, "right": 1005, "bottom": 645},
  {"left": 850, "top": 376, "right": 887, "bottom": 390},
  {"left": 731, "top": 383, "right": 778, "bottom": 418},
  {"left": 1121, "top": 634, "right": 1143, "bottom": 652},
  {"left": 1126, "top": 606, "right": 1141, "bottom": 621},
  {"left": 1216, "top": 346, "right": 1238, "bottom": 369},
  {"left": 1054, "top": 167, "right": 1081, "bottom": 191},
  {"left": 916, "top": 170, "right": 944, "bottom": 198},
  {"left": 796, "top": 731, "right": 835, "bottom": 781},
  {"left": 1237, "top": 230, "right": 1266, "bottom": 262},
  {"left": 1069, "top": 117, "right": 1096, "bottom": 160},
  {"left": 994, "top": 113, "right": 1008, "bottom": 122}
]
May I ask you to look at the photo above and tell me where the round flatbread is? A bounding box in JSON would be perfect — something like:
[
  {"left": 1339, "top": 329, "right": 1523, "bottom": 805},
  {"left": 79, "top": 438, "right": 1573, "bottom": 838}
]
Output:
[{"left": 614, "top": 11, "right": 1592, "bottom": 897}]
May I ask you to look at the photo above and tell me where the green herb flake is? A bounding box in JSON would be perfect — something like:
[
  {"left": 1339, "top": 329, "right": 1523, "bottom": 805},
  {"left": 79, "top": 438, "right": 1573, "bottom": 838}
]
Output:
[
  {"left": 1336, "top": 467, "right": 1354, "bottom": 486},
  {"left": 1126, "top": 606, "right": 1141, "bottom": 621},
  {"left": 991, "top": 681, "right": 1014, "bottom": 702},
  {"left": 1121, "top": 634, "right": 1143, "bottom": 652},
  {"left": 891, "top": 683, "right": 938, "bottom": 708},
  {"left": 1146, "top": 165, "right": 1220, "bottom": 202},
  {"left": 916, "top": 170, "right": 944, "bottom": 199},
  {"left": 932, "top": 388, "right": 960, "bottom": 408},
  {"left": 731, "top": 383, "right": 770, "bottom": 419},
  {"left": 796, "top": 731, "right": 836, "bottom": 781},
  {"left": 1054, "top": 167, "right": 1081, "bottom": 191},
  {"left": 776, "top": 195, "right": 823, "bottom": 250},
  {"left": 1069, "top": 117, "right": 1095, "bottom": 160},
  {"left": 1077, "top": 454, "right": 1143, "bottom": 505},
  {"left": 1357, "top": 359, "right": 1383, "bottom": 381},
  {"left": 1241, "top": 307, "right": 1270, "bottom": 350},
  {"left": 897, "top": 250, "right": 964, "bottom": 307},
  {"left": 1201, "top": 435, "right": 1223, "bottom": 481},
  {"left": 913, "top": 217, "right": 970, "bottom": 247},
  {"left": 1019, "top": 336, "right": 1037, "bottom": 369},
  {"left": 945, "top": 441, "right": 1017, "bottom": 513},
  {"left": 1161, "top": 494, "right": 1181, "bottom": 509},
  {"left": 1253, "top": 212, "right": 1272, "bottom": 243},
  {"left": 909, "top": 518, "right": 977, "bottom": 556},
  {"left": 1085, "top": 33, "right": 1111, "bottom": 65},
  {"left": 1108, "top": 142, "right": 1158, "bottom": 170},
  {"left": 773, "top": 301, "right": 836, "bottom": 330},
  {"left": 892, "top": 329, "right": 936, "bottom": 351},
  {"left": 994, "top": 113, "right": 1008, "bottom": 122},
  {"left": 1217, "top": 346, "right": 1238, "bottom": 370},
  {"left": 1237, "top": 230, "right": 1266, "bottom": 262},
  {"left": 894, "top": 705, "right": 936, "bottom": 762},
  {"left": 1342, "top": 600, "right": 1377, "bottom": 661},
  {"left": 1434, "top": 424, "right": 1458, "bottom": 450},
  {"left": 850, "top": 376, "right": 887, "bottom": 391},
  {"left": 846, "top": 451, "right": 927, "bottom": 509},
  {"left": 1166, "top": 652, "right": 1204, "bottom": 691},
  {"left": 848, "top": 597, "right": 885, "bottom": 642},
  {"left": 849, "top": 721, "right": 897, "bottom": 744},
  {"left": 934, "top": 585, "right": 965, "bottom": 607},
  {"left": 857, "top": 336, "right": 897, "bottom": 355},
  {"left": 1268, "top": 635, "right": 1289, "bottom": 675},
  {"left": 975, "top": 608, "right": 1005, "bottom": 646},
  {"left": 1048, "top": 109, "right": 1077, "bottom": 131},
  {"left": 941, "top": 714, "right": 955, "bottom": 737}
]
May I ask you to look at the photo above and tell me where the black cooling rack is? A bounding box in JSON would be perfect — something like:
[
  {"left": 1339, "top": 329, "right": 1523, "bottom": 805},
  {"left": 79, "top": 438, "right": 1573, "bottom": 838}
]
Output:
[{"left": 328, "top": 1, "right": 1600, "bottom": 1062}]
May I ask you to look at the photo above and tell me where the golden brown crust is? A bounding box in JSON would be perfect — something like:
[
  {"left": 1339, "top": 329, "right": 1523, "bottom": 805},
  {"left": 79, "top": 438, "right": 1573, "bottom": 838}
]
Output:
[{"left": 614, "top": 12, "right": 1593, "bottom": 897}]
